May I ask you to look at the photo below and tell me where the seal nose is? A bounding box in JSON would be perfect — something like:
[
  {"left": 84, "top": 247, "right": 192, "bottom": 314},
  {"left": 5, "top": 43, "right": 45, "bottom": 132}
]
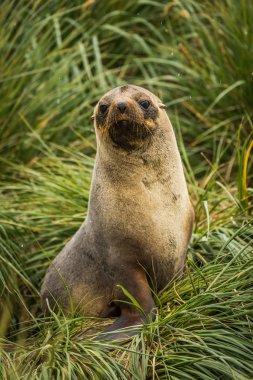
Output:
[{"left": 117, "top": 102, "right": 127, "bottom": 114}]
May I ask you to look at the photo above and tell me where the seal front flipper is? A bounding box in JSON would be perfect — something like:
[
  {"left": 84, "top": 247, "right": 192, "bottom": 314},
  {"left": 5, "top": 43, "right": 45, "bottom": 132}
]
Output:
[{"left": 96, "top": 268, "right": 156, "bottom": 342}]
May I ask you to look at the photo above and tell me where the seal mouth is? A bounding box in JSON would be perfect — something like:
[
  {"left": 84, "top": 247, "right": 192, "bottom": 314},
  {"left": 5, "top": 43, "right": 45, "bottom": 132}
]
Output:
[
  {"left": 108, "top": 120, "right": 151, "bottom": 150},
  {"left": 116, "top": 120, "right": 131, "bottom": 128}
]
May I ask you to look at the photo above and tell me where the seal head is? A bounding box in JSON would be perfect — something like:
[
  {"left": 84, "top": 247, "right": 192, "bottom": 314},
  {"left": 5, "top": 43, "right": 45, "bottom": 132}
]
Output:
[{"left": 93, "top": 85, "right": 166, "bottom": 151}]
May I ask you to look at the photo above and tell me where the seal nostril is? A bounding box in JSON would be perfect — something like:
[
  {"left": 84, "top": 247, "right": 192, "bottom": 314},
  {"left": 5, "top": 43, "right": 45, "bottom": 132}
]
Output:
[{"left": 117, "top": 102, "right": 127, "bottom": 113}]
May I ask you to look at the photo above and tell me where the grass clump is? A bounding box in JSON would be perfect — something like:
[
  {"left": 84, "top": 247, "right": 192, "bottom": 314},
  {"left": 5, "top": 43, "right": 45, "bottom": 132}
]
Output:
[{"left": 0, "top": 0, "right": 253, "bottom": 379}]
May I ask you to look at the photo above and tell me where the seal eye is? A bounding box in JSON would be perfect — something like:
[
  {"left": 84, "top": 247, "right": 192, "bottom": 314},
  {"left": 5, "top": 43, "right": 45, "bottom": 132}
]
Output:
[
  {"left": 139, "top": 100, "right": 150, "bottom": 109},
  {"left": 99, "top": 104, "right": 108, "bottom": 114}
]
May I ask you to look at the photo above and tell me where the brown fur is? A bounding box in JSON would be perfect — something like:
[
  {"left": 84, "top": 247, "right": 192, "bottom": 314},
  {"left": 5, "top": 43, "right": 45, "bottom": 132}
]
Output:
[{"left": 41, "top": 85, "right": 194, "bottom": 339}]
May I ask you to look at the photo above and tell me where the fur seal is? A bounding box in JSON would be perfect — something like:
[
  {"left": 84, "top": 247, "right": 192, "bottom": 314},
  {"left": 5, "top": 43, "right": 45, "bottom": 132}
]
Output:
[{"left": 41, "top": 85, "right": 194, "bottom": 340}]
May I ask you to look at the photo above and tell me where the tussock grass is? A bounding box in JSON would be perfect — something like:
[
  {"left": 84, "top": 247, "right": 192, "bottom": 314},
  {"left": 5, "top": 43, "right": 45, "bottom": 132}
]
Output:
[{"left": 0, "top": 0, "right": 253, "bottom": 378}]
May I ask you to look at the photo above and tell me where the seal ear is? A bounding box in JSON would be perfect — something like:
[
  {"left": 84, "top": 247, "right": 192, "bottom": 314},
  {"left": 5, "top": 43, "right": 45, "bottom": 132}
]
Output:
[
  {"left": 91, "top": 114, "right": 95, "bottom": 120},
  {"left": 159, "top": 103, "right": 167, "bottom": 109}
]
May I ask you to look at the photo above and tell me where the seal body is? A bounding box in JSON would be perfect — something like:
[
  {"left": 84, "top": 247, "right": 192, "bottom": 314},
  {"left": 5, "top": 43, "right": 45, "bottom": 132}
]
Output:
[{"left": 41, "top": 85, "right": 194, "bottom": 336}]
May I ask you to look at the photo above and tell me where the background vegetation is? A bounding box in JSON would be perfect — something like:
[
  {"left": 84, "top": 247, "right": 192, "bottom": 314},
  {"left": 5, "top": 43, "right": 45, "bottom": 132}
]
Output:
[{"left": 0, "top": 0, "right": 253, "bottom": 378}]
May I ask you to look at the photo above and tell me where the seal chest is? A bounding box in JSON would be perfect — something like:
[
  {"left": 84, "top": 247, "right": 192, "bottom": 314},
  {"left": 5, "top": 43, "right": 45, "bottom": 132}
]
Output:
[{"left": 41, "top": 85, "right": 194, "bottom": 340}]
